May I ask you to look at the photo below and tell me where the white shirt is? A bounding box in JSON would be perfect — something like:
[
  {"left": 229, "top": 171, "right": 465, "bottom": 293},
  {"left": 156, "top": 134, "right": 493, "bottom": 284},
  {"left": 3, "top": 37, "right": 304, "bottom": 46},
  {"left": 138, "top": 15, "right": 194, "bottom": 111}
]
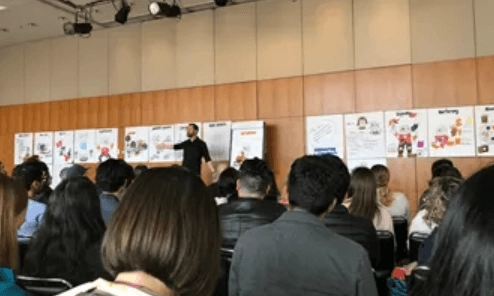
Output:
[
  {"left": 373, "top": 206, "right": 395, "bottom": 234},
  {"left": 381, "top": 192, "right": 411, "bottom": 221},
  {"left": 409, "top": 209, "right": 437, "bottom": 236}
]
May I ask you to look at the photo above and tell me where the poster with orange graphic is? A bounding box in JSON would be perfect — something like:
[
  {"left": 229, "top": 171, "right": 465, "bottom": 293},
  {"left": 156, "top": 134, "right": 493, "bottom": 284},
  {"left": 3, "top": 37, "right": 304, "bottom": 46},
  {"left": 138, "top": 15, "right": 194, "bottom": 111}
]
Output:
[{"left": 230, "top": 121, "right": 265, "bottom": 169}]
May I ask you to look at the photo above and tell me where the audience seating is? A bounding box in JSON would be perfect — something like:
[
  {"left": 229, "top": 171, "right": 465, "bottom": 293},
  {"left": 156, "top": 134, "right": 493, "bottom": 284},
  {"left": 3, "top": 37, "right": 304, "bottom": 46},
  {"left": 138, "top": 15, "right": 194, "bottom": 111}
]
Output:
[
  {"left": 16, "top": 275, "right": 72, "bottom": 296},
  {"left": 392, "top": 217, "right": 408, "bottom": 262},
  {"left": 18, "top": 240, "right": 30, "bottom": 270},
  {"left": 408, "top": 265, "right": 430, "bottom": 291},
  {"left": 214, "top": 248, "right": 234, "bottom": 296},
  {"left": 375, "top": 231, "right": 395, "bottom": 296},
  {"left": 409, "top": 232, "right": 430, "bottom": 262}
]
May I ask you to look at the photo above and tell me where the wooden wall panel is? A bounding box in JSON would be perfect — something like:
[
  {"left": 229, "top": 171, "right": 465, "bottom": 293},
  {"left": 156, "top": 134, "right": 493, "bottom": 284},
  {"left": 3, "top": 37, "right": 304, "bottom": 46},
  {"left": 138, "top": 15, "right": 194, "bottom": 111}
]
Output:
[
  {"left": 258, "top": 77, "right": 304, "bottom": 119},
  {"left": 413, "top": 59, "right": 478, "bottom": 108},
  {"left": 48, "top": 100, "right": 78, "bottom": 131},
  {"left": 7, "top": 105, "right": 24, "bottom": 133},
  {"left": 119, "top": 93, "right": 142, "bottom": 127},
  {"left": 215, "top": 82, "right": 258, "bottom": 121},
  {"left": 175, "top": 86, "right": 215, "bottom": 122},
  {"left": 107, "top": 96, "right": 121, "bottom": 128},
  {"left": 477, "top": 56, "right": 494, "bottom": 105},
  {"left": 24, "top": 103, "right": 51, "bottom": 132},
  {"left": 355, "top": 65, "right": 413, "bottom": 112},
  {"left": 387, "top": 158, "right": 418, "bottom": 214},
  {"left": 304, "top": 71, "right": 356, "bottom": 116},
  {"left": 141, "top": 90, "right": 179, "bottom": 125}
]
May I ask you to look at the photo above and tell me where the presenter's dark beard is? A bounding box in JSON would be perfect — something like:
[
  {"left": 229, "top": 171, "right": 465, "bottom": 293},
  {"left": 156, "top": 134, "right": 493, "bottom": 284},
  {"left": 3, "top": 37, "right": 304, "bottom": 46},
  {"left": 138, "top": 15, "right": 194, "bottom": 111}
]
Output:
[{"left": 187, "top": 132, "right": 193, "bottom": 138}]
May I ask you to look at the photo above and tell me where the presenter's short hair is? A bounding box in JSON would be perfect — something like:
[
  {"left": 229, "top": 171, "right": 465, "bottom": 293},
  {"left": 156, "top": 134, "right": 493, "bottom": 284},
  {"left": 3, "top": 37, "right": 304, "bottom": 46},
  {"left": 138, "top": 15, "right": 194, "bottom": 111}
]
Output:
[{"left": 189, "top": 123, "right": 199, "bottom": 132}]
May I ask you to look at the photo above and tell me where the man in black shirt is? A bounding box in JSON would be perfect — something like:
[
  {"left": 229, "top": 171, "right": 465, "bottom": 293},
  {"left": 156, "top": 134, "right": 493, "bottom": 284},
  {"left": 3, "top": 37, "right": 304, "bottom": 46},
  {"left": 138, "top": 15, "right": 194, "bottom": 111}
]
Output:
[{"left": 167, "top": 123, "right": 215, "bottom": 176}]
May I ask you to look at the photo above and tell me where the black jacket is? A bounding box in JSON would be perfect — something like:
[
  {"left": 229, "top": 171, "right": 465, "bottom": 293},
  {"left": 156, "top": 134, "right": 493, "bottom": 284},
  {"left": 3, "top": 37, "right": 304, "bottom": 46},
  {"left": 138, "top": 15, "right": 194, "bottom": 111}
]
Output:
[
  {"left": 219, "top": 198, "right": 286, "bottom": 248},
  {"left": 323, "top": 204, "right": 380, "bottom": 267}
]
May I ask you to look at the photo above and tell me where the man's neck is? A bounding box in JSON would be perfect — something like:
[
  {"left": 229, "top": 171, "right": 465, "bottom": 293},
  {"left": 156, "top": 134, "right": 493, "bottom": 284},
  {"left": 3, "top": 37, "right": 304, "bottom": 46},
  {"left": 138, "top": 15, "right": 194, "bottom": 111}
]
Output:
[
  {"left": 189, "top": 135, "right": 197, "bottom": 141},
  {"left": 238, "top": 192, "right": 263, "bottom": 199},
  {"left": 115, "top": 271, "right": 172, "bottom": 296}
]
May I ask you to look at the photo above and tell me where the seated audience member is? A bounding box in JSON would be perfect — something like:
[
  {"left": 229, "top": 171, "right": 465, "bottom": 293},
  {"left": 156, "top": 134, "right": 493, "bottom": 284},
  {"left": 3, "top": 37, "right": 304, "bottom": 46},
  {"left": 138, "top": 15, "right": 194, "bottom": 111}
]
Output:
[
  {"left": 219, "top": 158, "right": 286, "bottom": 249},
  {"left": 229, "top": 155, "right": 378, "bottom": 296},
  {"left": 12, "top": 162, "right": 48, "bottom": 239},
  {"left": 0, "top": 174, "right": 29, "bottom": 295},
  {"left": 133, "top": 164, "right": 148, "bottom": 178},
  {"left": 323, "top": 157, "right": 379, "bottom": 267},
  {"left": 345, "top": 167, "right": 394, "bottom": 234},
  {"left": 59, "top": 167, "right": 221, "bottom": 296},
  {"left": 207, "top": 163, "right": 229, "bottom": 199},
  {"left": 214, "top": 167, "right": 239, "bottom": 205},
  {"left": 22, "top": 177, "right": 110, "bottom": 285},
  {"left": 66, "top": 164, "right": 88, "bottom": 179},
  {"left": 409, "top": 176, "right": 462, "bottom": 236},
  {"left": 96, "top": 159, "right": 134, "bottom": 225},
  {"left": 409, "top": 165, "right": 494, "bottom": 296},
  {"left": 418, "top": 159, "right": 460, "bottom": 208},
  {"left": 59, "top": 167, "right": 69, "bottom": 181},
  {"left": 371, "top": 164, "right": 411, "bottom": 220},
  {"left": 263, "top": 168, "right": 281, "bottom": 202},
  {"left": 0, "top": 161, "right": 6, "bottom": 175}
]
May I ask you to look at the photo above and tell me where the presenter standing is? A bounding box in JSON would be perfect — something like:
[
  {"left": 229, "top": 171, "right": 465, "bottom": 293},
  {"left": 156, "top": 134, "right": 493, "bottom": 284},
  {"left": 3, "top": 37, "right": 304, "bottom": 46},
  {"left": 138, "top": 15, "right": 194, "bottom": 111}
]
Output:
[{"left": 166, "top": 123, "right": 215, "bottom": 176}]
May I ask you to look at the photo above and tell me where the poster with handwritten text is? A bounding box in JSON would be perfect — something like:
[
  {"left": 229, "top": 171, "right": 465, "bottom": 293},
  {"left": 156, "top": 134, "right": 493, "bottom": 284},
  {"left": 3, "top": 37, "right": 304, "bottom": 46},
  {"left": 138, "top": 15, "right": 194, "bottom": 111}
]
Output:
[
  {"left": 475, "top": 105, "right": 494, "bottom": 156},
  {"left": 385, "top": 109, "right": 428, "bottom": 158},
  {"left": 306, "top": 115, "right": 344, "bottom": 159},
  {"left": 345, "top": 112, "right": 386, "bottom": 159}
]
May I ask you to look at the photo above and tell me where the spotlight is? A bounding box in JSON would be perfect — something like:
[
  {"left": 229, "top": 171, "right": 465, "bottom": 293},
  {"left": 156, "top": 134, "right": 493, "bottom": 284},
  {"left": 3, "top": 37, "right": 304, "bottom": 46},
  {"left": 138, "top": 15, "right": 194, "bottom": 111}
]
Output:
[
  {"left": 63, "top": 22, "right": 93, "bottom": 36},
  {"left": 214, "top": 0, "right": 228, "bottom": 7},
  {"left": 149, "top": 1, "right": 181, "bottom": 18},
  {"left": 115, "top": 0, "right": 131, "bottom": 24}
]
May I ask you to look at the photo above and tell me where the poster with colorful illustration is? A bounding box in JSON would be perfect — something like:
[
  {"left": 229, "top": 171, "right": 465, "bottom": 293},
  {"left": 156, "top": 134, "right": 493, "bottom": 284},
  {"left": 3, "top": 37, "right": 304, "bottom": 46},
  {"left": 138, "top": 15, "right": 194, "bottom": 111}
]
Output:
[
  {"left": 149, "top": 125, "right": 175, "bottom": 162},
  {"left": 346, "top": 158, "right": 387, "bottom": 173},
  {"left": 124, "top": 126, "right": 150, "bottom": 163},
  {"left": 428, "top": 107, "right": 476, "bottom": 157},
  {"left": 475, "top": 105, "right": 494, "bottom": 156},
  {"left": 54, "top": 131, "right": 74, "bottom": 164},
  {"left": 306, "top": 115, "right": 345, "bottom": 159},
  {"left": 174, "top": 123, "right": 202, "bottom": 162},
  {"left": 385, "top": 109, "right": 428, "bottom": 158},
  {"left": 95, "top": 128, "right": 118, "bottom": 162},
  {"left": 14, "top": 133, "right": 33, "bottom": 165},
  {"left": 74, "top": 130, "right": 96, "bottom": 164},
  {"left": 203, "top": 121, "right": 232, "bottom": 161},
  {"left": 34, "top": 132, "right": 54, "bottom": 164},
  {"left": 51, "top": 163, "right": 71, "bottom": 189},
  {"left": 344, "top": 112, "right": 386, "bottom": 159},
  {"left": 230, "top": 121, "right": 265, "bottom": 170}
]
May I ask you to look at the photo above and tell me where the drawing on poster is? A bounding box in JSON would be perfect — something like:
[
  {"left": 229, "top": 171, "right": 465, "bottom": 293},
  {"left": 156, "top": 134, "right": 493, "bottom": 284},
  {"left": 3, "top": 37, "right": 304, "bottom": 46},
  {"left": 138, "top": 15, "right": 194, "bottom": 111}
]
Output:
[
  {"left": 428, "top": 107, "right": 476, "bottom": 157},
  {"left": 475, "top": 105, "right": 494, "bottom": 156},
  {"left": 347, "top": 158, "right": 387, "bottom": 173},
  {"left": 230, "top": 121, "right": 265, "bottom": 170},
  {"left": 14, "top": 133, "right": 33, "bottom": 165},
  {"left": 203, "top": 122, "right": 232, "bottom": 161},
  {"left": 125, "top": 127, "right": 149, "bottom": 162},
  {"left": 306, "top": 115, "right": 344, "bottom": 158},
  {"left": 345, "top": 112, "right": 386, "bottom": 159},
  {"left": 34, "top": 132, "right": 54, "bottom": 164},
  {"left": 95, "top": 128, "right": 118, "bottom": 162},
  {"left": 174, "top": 123, "right": 201, "bottom": 161},
  {"left": 54, "top": 131, "right": 74, "bottom": 164},
  {"left": 385, "top": 110, "right": 428, "bottom": 158},
  {"left": 149, "top": 125, "right": 175, "bottom": 162},
  {"left": 74, "top": 130, "right": 96, "bottom": 163}
]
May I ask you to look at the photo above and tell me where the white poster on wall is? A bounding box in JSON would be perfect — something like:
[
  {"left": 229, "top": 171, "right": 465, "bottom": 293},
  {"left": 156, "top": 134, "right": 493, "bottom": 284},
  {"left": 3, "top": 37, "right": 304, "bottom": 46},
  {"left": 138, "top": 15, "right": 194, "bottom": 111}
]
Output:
[
  {"left": 51, "top": 163, "right": 71, "bottom": 189},
  {"left": 203, "top": 121, "right": 232, "bottom": 162},
  {"left": 385, "top": 109, "right": 428, "bottom": 158},
  {"left": 230, "top": 121, "right": 265, "bottom": 170},
  {"left": 95, "top": 128, "right": 118, "bottom": 162},
  {"left": 149, "top": 125, "right": 175, "bottom": 163},
  {"left": 306, "top": 115, "right": 345, "bottom": 159},
  {"left": 14, "top": 133, "right": 33, "bottom": 165},
  {"left": 74, "top": 130, "right": 97, "bottom": 164},
  {"left": 34, "top": 132, "right": 54, "bottom": 164},
  {"left": 475, "top": 105, "right": 494, "bottom": 156},
  {"left": 54, "top": 131, "right": 74, "bottom": 165},
  {"left": 174, "top": 123, "right": 202, "bottom": 162},
  {"left": 124, "top": 126, "right": 150, "bottom": 163},
  {"left": 345, "top": 112, "right": 386, "bottom": 159},
  {"left": 346, "top": 158, "right": 388, "bottom": 173},
  {"left": 428, "top": 107, "right": 476, "bottom": 157}
]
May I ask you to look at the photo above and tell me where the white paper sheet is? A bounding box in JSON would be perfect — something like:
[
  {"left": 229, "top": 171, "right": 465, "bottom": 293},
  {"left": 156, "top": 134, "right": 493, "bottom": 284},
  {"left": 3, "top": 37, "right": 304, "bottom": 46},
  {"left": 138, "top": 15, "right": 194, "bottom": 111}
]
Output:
[
  {"left": 51, "top": 163, "right": 71, "bottom": 189},
  {"left": 74, "top": 130, "right": 97, "bottom": 164},
  {"left": 174, "top": 123, "right": 202, "bottom": 162},
  {"left": 34, "top": 132, "right": 54, "bottom": 164},
  {"left": 203, "top": 121, "right": 232, "bottom": 161},
  {"left": 149, "top": 125, "right": 175, "bottom": 162},
  {"left": 385, "top": 109, "right": 428, "bottom": 158},
  {"left": 346, "top": 158, "right": 388, "bottom": 173},
  {"left": 14, "top": 133, "right": 33, "bottom": 165},
  {"left": 428, "top": 107, "right": 476, "bottom": 157},
  {"left": 306, "top": 115, "right": 345, "bottom": 159},
  {"left": 95, "top": 128, "right": 119, "bottom": 162},
  {"left": 345, "top": 112, "right": 386, "bottom": 159},
  {"left": 124, "top": 126, "right": 150, "bottom": 163},
  {"left": 230, "top": 121, "right": 265, "bottom": 169},
  {"left": 475, "top": 105, "right": 494, "bottom": 156},
  {"left": 54, "top": 131, "right": 75, "bottom": 165}
]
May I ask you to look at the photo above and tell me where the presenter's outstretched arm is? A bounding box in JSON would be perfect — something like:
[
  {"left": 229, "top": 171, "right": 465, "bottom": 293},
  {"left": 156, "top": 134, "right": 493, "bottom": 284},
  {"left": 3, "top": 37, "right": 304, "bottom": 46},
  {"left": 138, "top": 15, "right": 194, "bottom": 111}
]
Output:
[{"left": 207, "top": 161, "right": 215, "bottom": 173}]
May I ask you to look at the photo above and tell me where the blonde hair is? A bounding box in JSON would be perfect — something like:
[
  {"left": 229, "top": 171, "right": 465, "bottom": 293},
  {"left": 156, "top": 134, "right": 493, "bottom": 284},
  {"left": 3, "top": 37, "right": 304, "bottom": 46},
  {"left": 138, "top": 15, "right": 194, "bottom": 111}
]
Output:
[
  {"left": 371, "top": 165, "right": 393, "bottom": 207},
  {"left": 423, "top": 176, "right": 462, "bottom": 227}
]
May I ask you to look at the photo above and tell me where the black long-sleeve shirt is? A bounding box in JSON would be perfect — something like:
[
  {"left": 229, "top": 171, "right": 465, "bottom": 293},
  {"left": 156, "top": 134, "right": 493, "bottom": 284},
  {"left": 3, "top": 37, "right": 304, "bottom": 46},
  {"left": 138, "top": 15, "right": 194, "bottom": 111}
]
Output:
[{"left": 174, "top": 138, "right": 211, "bottom": 175}]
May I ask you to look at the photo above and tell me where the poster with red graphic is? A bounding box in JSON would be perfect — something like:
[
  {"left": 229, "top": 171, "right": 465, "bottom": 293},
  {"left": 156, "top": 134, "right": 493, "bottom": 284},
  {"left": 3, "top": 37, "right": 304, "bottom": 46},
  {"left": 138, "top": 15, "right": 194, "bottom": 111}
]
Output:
[{"left": 385, "top": 109, "right": 428, "bottom": 158}]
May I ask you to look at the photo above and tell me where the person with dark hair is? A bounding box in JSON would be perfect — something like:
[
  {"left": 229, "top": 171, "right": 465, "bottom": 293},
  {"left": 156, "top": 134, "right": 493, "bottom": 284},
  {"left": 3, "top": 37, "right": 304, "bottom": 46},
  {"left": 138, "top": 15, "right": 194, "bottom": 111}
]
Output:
[
  {"left": 133, "top": 164, "right": 148, "bottom": 178},
  {"left": 207, "top": 163, "right": 229, "bottom": 199},
  {"left": 219, "top": 158, "right": 286, "bottom": 248},
  {"left": 59, "top": 167, "right": 221, "bottom": 296},
  {"left": 229, "top": 155, "right": 378, "bottom": 296},
  {"left": 430, "top": 158, "right": 453, "bottom": 174},
  {"left": 165, "top": 123, "right": 215, "bottom": 176},
  {"left": 96, "top": 159, "right": 134, "bottom": 225},
  {"left": 24, "top": 159, "right": 53, "bottom": 205},
  {"left": 0, "top": 161, "right": 6, "bottom": 175},
  {"left": 66, "top": 164, "right": 88, "bottom": 179},
  {"left": 419, "top": 163, "right": 461, "bottom": 209},
  {"left": 346, "top": 167, "right": 394, "bottom": 234},
  {"left": 263, "top": 168, "right": 281, "bottom": 202},
  {"left": 371, "top": 164, "right": 410, "bottom": 220},
  {"left": 323, "top": 156, "right": 379, "bottom": 267},
  {"left": 22, "top": 177, "right": 110, "bottom": 285},
  {"left": 409, "top": 165, "right": 494, "bottom": 296},
  {"left": 0, "top": 174, "right": 29, "bottom": 295},
  {"left": 214, "top": 167, "right": 239, "bottom": 205},
  {"left": 11, "top": 161, "right": 48, "bottom": 239}
]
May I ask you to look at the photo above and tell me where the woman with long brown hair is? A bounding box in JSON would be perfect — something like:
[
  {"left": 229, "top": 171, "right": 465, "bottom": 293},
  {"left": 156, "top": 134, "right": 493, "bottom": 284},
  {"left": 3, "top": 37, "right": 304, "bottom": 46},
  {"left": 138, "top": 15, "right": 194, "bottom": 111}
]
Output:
[
  {"left": 0, "top": 173, "right": 29, "bottom": 295},
  {"left": 346, "top": 167, "right": 394, "bottom": 234},
  {"left": 371, "top": 165, "right": 410, "bottom": 221}
]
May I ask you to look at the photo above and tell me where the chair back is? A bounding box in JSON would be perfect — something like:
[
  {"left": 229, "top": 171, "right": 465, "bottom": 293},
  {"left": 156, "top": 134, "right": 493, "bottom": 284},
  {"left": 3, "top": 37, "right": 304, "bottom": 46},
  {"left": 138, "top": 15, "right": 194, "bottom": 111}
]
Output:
[
  {"left": 408, "top": 265, "right": 430, "bottom": 292},
  {"left": 220, "top": 248, "right": 234, "bottom": 262},
  {"left": 376, "top": 230, "right": 395, "bottom": 271},
  {"left": 392, "top": 216, "right": 408, "bottom": 261},
  {"left": 18, "top": 240, "right": 30, "bottom": 270},
  {"left": 16, "top": 276, "right": 72, "bottom": 296},
  {"left": 214, "top": 248, "right": 234, "bottom": 296},
  {"left": 409, "top": 232, "right": 429, "bottom": 262}
]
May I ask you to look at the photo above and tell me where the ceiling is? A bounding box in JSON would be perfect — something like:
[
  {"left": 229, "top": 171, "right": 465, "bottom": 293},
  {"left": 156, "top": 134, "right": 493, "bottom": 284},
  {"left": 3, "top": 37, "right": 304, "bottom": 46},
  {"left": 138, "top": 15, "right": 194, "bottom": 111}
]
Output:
[{"left": 0, "top": 0, "right": 222, "bottom": 48}]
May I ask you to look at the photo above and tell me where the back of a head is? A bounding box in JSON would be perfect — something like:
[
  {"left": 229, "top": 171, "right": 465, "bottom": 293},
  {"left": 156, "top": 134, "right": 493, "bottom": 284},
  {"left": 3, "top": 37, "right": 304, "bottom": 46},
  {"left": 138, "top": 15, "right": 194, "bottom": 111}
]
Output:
[
  {"left": 0, "top": 174, "right": 28, "bottom": 269},
  {"left": 101, "top": 167, "right": 221, "bottom": 296},
  {"left": 238, "top": 158, "right": 271, "bottom": 197},
  {"left": 431, "top": 159, "right": 454, "bottom": 176},
  {"left": 66, "top": 164, "right": 88, "bottom": 179},
  {"left": 217, "top": 167, "right": 239, "bottom": 197},
  {"left": 96, "top": 159, "right": 134, "bottom": 193},
  {"left": 348, "top": 167, "right": 379, "bottom": 221},
  {"left": 370, "top": 164, "right": 390, "bottom": 188},
  {"left": 411, "top": 165, "right": 494, "bottom": 296},
  {"left": 12, "top": 161, "right": 46, "bottom": 191},
  {"left": 134, "top": 165, "right": 148, "bottom": 178},
  {"left": 432, "top": 165, "right": 462, "bottom": 179},
  {"left": 423, "top": 176, "right": 462, "bottom": 226},
  {"left": 288, "top": 155, "right": 349, "bottom": 215}
]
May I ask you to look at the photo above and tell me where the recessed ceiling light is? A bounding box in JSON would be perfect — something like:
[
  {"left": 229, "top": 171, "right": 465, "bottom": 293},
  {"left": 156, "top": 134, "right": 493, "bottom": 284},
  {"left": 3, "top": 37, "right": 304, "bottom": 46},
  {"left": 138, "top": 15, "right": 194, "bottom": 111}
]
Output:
[
  {"left": 0, "top": 28, "right": 9, "bottom": 33},
  {"left": 0, "top": 5, "right": 7, "bottom": 11}
]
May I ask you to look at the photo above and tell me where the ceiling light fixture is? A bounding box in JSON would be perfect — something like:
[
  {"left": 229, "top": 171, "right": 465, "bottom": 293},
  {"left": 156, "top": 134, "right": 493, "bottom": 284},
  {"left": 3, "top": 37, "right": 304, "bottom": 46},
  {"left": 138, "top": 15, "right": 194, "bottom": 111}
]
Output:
[
  {"left": 115, "top": 0, "right": 131, "bottom": 24},
  {"left": 214, "top": 0, "right": 228, "bottom": 7},
  {"left": 0, "top": 5, "right": 6, "bottom": 11},
  {"left": 63, "top": 9, "right": 93, "bottom": 37},
  {"left": 149, "top": 1, "right": 181, "bottom": 18}
]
